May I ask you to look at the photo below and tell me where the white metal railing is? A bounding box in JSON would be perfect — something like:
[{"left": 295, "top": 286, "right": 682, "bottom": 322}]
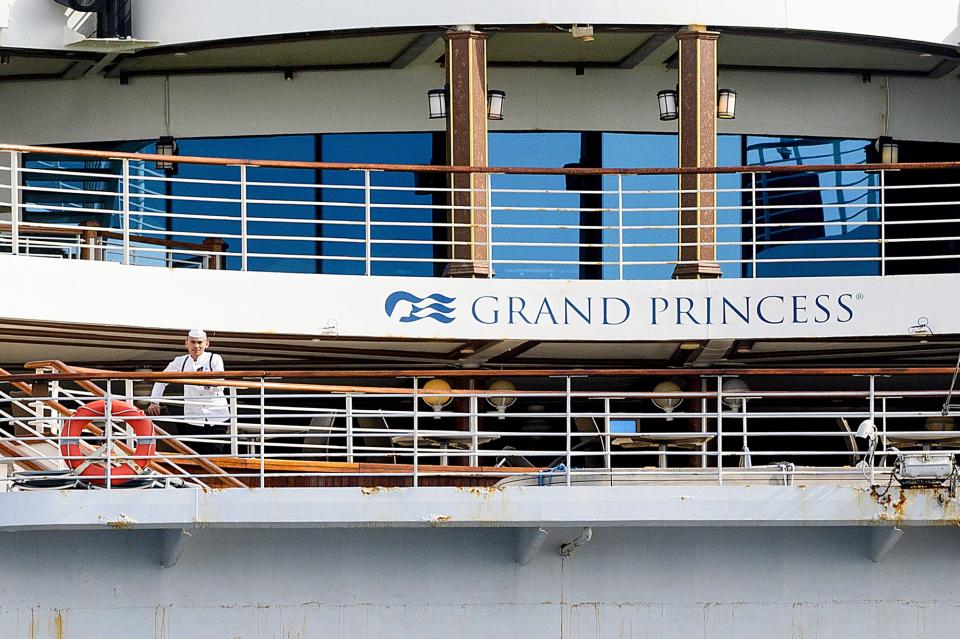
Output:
[
  {"left": 2, "top": 368, "right": 958, "bottom": 490},
  {"left": 1, "top": 145, "right": 959, "bottom": 279}
]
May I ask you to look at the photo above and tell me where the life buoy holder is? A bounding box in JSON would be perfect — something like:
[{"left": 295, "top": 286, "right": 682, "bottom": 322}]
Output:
[{"left": 60, "top": 399, "right": 156, "bottom": 486}]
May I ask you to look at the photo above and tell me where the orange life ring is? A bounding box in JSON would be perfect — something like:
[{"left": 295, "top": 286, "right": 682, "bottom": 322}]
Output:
[{"left": 60, "top": 399, "right": 156, "bottom": 486}]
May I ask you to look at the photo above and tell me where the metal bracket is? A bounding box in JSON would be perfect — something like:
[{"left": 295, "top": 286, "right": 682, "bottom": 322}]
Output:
[
  {"left": 160, "top": 528, "right": 191, "bottom": 568},
  {"left": 515, "top": 527, "right": 549, "bottom": 566},
  {"left": 868, "top": 527, "right": 903, "bottom": 563}
]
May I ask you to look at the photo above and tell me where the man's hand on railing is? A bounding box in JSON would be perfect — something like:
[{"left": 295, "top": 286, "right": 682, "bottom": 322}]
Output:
[{"left": 146, "top": 402, "right": 162, "bottom": 417}]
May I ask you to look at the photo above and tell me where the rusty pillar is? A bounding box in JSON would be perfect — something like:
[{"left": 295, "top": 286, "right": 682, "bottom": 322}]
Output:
[
  {"left": 442, "top": 29, "right": 491, "bottom": 278},
  {"left": 672, "top": 25, "right": 722, "bottom": 280}
]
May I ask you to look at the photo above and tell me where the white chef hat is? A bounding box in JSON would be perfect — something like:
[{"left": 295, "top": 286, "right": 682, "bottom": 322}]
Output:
[{"left": 187, "top": 328, "right": 208, "bottom": 340}]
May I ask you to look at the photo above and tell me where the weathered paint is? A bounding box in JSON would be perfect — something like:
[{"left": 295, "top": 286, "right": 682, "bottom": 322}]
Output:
[{"left": 1, "top": 527, "right": 960, "bottom": 638}]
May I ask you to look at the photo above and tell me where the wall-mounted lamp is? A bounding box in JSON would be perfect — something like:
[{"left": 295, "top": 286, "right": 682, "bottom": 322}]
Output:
[
  {"left": 283, "top": 70, "right": 295, "bottom": 82},
  {"left": 427, "top": 87, "right": 507, "bottom": 120},
  {"left": 0, "top": 54, "right": 10, "bottom": 65},
  {"left": 427, "top": 88, "right": 447, "bottom": 119},
  {"left": 717, "top": 88, "right": 737, "bottom": 119},
  {"left": 657, "top": 88, "right": 737, "bottom": 121},
  {"left": 485, "top": 379, "right": 516, "bottom": 418},
  {"left": 155, "top": 136, "right": 179, "bottom": 177},
  {"left": 421, "top": 378, "right": 453, "bottom": 418},
  {"left": 657, "top": 89, "right": 679, "bottom": 121},
  {"left": 651, "top": 380, "right": 683, "bottom": 421},
  {"left": 487, "top": 89, "right": 506, "bottom": 120},
  {"left": 720, "top": 377, "right": 750, "bottom": 412},
  {"left": 877, "top": 136, "right": 899, "bottom": 164},
  {"left": 570, "top": 24, "right": 595, "bottom": 42}
]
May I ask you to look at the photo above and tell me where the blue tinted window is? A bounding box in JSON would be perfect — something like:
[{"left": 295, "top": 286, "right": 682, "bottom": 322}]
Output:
[
  {"left": 319, "top": 133, "right": 441, "bottom": 277},
  {"left": 744, "top": 136, "right": 879, "bottom": 277}
]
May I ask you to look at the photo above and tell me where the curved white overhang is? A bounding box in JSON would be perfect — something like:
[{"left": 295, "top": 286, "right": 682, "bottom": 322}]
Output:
[
  {"left": 2, "top": 0, "right": 959, "bottom": 51},
  {"left": 1, "top": 255, "right": 954, "bottom": 343}
]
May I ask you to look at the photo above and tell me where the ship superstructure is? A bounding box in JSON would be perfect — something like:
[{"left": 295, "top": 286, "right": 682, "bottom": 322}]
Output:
[{"left": 2, "top": 2, "right": 960, "bottom": 637}]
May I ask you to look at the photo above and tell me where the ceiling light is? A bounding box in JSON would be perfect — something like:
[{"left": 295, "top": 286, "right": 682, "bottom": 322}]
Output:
[{"left": 679, "top": 342, "right": 701, "bottom": 351}]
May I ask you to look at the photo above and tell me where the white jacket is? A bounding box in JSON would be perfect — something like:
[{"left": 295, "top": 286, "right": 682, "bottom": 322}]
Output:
[{"left": 150, "top": 352, "right": 229, "bottom": 425}]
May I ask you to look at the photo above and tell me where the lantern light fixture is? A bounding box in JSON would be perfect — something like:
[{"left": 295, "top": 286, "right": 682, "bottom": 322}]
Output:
[
  {"left": 717, "top": 88, "right": 737, "bottom": 119},
  {"left": 427, "top": 88, "right": 507, "bottom": 120},
  {"left": 155, "top": 136, "right": 179, "bottom": 176},
  {"left": 657, "top": 88, "right": 738, "bottom": 121},
  {"left": 487, "top": 89, "right": 506, "bottom": 120},
  {"left": 427, "top": 88, "right": 447, "bottom": 119},
  {"left": 657, "top": 89, "right": 678, "bottom": 121},
  {"left": 878, "top": 136, "right": 899, "bottom": 164}
]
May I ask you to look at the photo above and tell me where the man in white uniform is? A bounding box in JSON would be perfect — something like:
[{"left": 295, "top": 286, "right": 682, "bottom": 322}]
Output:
[{"left": 146, "top": 329, "right": 229, "bottom": 454}]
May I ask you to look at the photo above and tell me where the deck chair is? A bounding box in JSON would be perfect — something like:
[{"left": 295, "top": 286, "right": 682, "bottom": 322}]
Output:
[
  {"left": 494, "top": 445, "right": 535, "bottom": 468},
  {"left": 837, "top": 417, "right": 861, "bottom": 466},
  {"left": 301, "top": 415, "right": 336, "bottom": 460},
  {"left": 356, "top": 415, "right": 395, "bottom": 463},
  {"left": 547, "top": 417, "right": 609, "bottom": 469}
]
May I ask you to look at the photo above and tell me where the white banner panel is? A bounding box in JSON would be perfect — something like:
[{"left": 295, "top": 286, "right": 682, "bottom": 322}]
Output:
[{"left": 1, "top": 257, "right": 954, "bottom": 341}]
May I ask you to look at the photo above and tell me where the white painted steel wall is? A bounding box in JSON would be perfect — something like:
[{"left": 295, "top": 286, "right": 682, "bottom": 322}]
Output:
[
  {"left": 2, "top": 67, "right": 960, "bottom": 145},
  {"left": 2, "top": 0, "right": 959, "bottom": 49},
  {"left": 0, "top": 505, "right": 958, "bottom": 637},
  {"left": 0, "top": 255, "right": 952, "bottom": 342},
  {"left": 1, "top": 488, "right": 955, "bottom": 637}
]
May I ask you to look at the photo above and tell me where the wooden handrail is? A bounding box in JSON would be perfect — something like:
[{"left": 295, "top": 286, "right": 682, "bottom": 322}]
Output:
[
  {"left": 0, "top": 366, "right": 203, "bottom": 483},
  {"left": 15, "top": 362, "right": 959, "bottom": 386},
  {"left": 97, "top": 229, "right": 219, "bottom": 252},
  {"left": 0, "top": 221, "right": 86, "bottom": 237},
  {"left": 24, "top": 361, "right": 245, "bottom": 489},
  {"left": 2, "top": 142, "right": 955, "bottom": 177},
  {"left": 178, "top": 456, "right": 542, "bottom": 475}
]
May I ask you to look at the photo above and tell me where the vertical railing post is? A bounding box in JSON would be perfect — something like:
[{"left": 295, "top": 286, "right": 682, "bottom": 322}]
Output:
[
  {"left": 469, "top": 391, "right": 479, "bottom": 467},
  {"left": 121, "top": 159, "right": 131, "bottom": 265},
  {"left": 700, "top": 376, "right": 708, "bottom": 468},
  {"left": 879, "top": 170, "right": 886, "bottom": 277},
  {"left": 412, "top": 379, "right": 419, "bottom": 487},
  {"left": 617, "top": 174, "right": 624, "bottom": 280},
  {"left": 603, "top": 397, "right": 612, "bottom": 471},
  {"left": 750, "top": 172, "right": 758, "bottom": 278},
  {"left": 715, "top": 376, "right": 724, "bottom": 486},
  {"left": 104, "top": 381, "right": 113, "bottom": 489},
  {"left": 363, "top": 169, "right": 372, "bottom": 276},
  {"left": 240, "top": 165, "right": 248, "bottom": 272},
  {"left": 868, "top": 375, "right": 877, "bottom": 482},
  {"left": 485, "top": 172, "right": 493, "bottom": 275},
  {"left": 229, "top": 387, "right": 239, "bottom": 457},
  {"left": 345, "top": 394, "right": 354, "bottom": 463},
  {"left": 9, "top": 151, "right": 20, "bottom": 256},
  {"left": 565, "top": 376, "right": 572, "bottom": 486},
  {"left": 258, "top": 376, "right": 265, "bottom": 488}
]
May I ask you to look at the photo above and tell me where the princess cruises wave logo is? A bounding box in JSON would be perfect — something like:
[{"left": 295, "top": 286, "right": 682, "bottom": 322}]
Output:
[{"left": 384, "top": 291, "right": 456, "bottom": 324}]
